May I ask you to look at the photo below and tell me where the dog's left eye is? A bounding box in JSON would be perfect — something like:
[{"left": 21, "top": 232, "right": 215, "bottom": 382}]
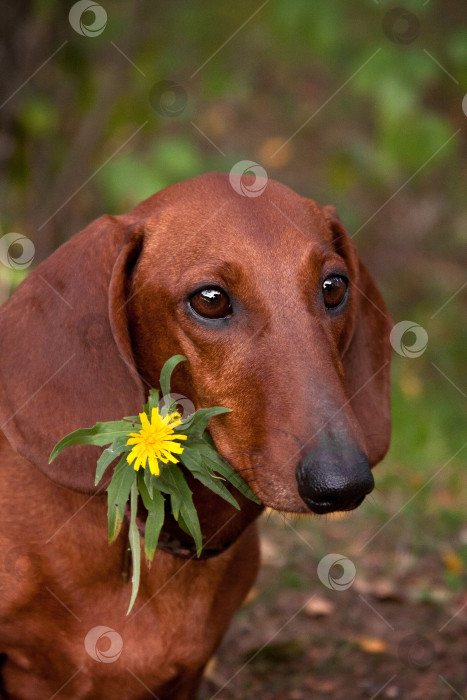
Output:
[
  {"left": 322, "top": 275, "right": 348, "bottom": 310},
  {"left": 189, "top": 287, "right": 233, "bottom": 320}
]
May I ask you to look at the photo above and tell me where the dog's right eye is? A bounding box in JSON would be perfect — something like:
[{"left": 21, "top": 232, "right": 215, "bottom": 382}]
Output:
[
  {"left": 189, "top": 287, "right": 233, "bottom": 320},
  {"left": 322, "top": 275, "right": 348, "bottom": 311}
]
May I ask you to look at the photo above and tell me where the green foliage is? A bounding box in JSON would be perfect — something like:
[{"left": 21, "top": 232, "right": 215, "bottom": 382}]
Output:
[
  {"left": 49, "top": 420, "right": 137, "bottom": 464},
  {"left": 159, "top": 354, "right": 186, "bottom": 397},
  {"left": 107, "top": 456, "right": 136, "bottom": 544},
  {"left": 98, "top": 138, "right": 206, "bottom": 212},
  {"left": 17, "top": 95, "right": 58, "bottom": 137},
  {"left": 50, "top": 355, "right": 259, "bottom": 613}
]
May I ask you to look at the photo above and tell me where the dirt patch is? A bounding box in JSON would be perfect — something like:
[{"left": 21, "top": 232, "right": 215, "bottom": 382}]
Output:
[{"left": 200, "top": 511, "right": 467, "bottom": 700}]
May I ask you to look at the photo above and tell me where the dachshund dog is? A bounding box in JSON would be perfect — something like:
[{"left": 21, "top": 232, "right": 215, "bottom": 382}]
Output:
[{"left": 0, "top": 172, "right": 391, "bottom": 699}]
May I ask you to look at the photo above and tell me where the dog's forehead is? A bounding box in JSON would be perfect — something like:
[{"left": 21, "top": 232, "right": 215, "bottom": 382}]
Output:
[{"left": 138, "top": 173, "right": 334, "bottom": 261}]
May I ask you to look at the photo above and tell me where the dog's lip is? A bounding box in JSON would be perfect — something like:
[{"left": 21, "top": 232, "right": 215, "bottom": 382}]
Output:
[
  {"left": 303, "top": 493, "right": 366, "bottom": 515},
  {"left": 250, "top": 486, "right": 368, "bottom": 516}
]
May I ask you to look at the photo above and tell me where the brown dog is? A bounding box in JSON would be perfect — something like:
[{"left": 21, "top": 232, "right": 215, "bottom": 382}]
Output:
[{"left": 0, "top": 173, "right": 391, "bottom": 699}]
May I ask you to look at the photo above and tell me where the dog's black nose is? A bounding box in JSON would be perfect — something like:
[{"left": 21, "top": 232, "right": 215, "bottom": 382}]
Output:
[{"left": 296, "top": 441, "right": 374, "bottom": 514}]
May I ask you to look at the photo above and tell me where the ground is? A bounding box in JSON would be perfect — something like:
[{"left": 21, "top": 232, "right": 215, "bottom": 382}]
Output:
[{"left": 199, "top": 499, "right": 467, "bottom": 700}]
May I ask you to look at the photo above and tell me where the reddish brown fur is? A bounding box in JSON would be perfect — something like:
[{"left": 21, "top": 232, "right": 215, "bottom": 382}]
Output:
[{"left": 0, "top": 173, "right": 391, "bottom": 698}]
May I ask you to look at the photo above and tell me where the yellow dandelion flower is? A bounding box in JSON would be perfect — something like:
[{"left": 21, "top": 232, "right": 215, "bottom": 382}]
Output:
[{"left": 126, "top": 407, "right": 187, "bottom": 476}]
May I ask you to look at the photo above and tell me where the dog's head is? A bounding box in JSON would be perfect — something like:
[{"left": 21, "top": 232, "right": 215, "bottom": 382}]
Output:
[{"left": 0, "top": 173, "right": 391, "bottom": 519}]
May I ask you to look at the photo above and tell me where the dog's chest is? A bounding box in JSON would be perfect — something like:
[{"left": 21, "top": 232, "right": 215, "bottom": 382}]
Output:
[{"left": 1, "top": 545, "right": 232, "bottom": 698}]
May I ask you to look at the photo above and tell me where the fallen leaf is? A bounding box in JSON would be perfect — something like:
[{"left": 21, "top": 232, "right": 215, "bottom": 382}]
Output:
[
  {"left": 354, "top": 636, "right": 388, "bottom": 653},
  {"left": 203, "top": 656, "right": 217, "bottom": 681},
  {"left": 304, "top": 595, "right": 335, "bottom": 617},
  {"left": 243, "top": 587, "right": 259, "bottom": 606},
  {"left": 260, "top": 537, "right": 283, "bottom": 566},
  {"left": 354, "top": 578, "right": 404, "bottom": 602},
  {"left": 442, "top": 550, "right": 463, "bottom": 575},
  {"left": 305, "top": 678, "right": 337, "bottom": 692}
]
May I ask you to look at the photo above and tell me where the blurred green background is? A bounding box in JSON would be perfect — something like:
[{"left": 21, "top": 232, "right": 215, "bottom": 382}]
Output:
[{"left": 0, "top": 0, "right": 465, "bottom": 585}]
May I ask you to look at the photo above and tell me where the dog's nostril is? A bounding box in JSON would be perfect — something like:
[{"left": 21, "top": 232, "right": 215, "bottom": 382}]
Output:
[{"left": 295, "top": 443, "right": 374, "bottom": 514}]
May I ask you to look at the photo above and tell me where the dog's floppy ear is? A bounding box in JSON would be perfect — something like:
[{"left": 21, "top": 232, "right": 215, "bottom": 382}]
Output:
[
  {"left": 324, "top": 206, "right": 392, "bottom": 466},
  {"left": 0, "top": 215, "right": 146, "bottom": 493}
]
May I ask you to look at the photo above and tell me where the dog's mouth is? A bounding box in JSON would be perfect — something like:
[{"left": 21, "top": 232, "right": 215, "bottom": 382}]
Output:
[{"left": 299, "top": 491, "right": 368, "bottom": 516}]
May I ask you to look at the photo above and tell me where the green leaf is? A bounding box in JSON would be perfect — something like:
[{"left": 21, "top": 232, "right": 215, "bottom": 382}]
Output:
[
  {"left": 95, "top": 437, "right": 131, "bottom": 486},
  {"left": 138, "top": 473, "right": 165, "bottom": 566},
  {"left": 142, "top": 500, "right": 165, "bottom": 566},
  {"left": 143, "top": 466, "right": 154, "bottom": 498},
  {"left": 159, "top": 354, "right": 186, "bottom": 396},
  {"left": 180, "top": 447, "right": 240, "bottom": 509},
  {"left": 126, "top": 481, "right": 141, "bottom": 615},
  {"left": 107, "top": 457, "right": 136, "bottom": 543},
  {"left": 180, "top": 496, "right": 203, "bottom": 557},
  {"left": 170, "top": 488, "right": 182, "bottom": 520},
  {"left": 179, "top": 406, "right": 231, "bottom": 438},
  {"left": 203, "top": 452, "right": 260, "bottom": 504},
  {"left": 163, "top": 465, "right": 202, "bottom": 556},
  {"left": 176, "top": 511, "right": 192, "bottom": 537},
  {"left": 143, "top": 388, "right": 160, "bottom": 417},
  {"left": 185, "top": 438, "right": 260, "bottom": 504},
  {"left": 152, "top": 471, "right": 181, "bottom": 499},
  {"left": 49, "top": 420, "right": 137, "bottom": 463},
  {"left": 159, "top": 396, "right": 182, "bottom": 419}
]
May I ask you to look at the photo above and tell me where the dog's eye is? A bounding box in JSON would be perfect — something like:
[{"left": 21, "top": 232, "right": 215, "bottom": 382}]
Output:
[
  {"left": 322, "top": 275, "right": 348, "bottom": 310},
  {"left": 189, "top": 287, "right": 232, "bottom": 320}
]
